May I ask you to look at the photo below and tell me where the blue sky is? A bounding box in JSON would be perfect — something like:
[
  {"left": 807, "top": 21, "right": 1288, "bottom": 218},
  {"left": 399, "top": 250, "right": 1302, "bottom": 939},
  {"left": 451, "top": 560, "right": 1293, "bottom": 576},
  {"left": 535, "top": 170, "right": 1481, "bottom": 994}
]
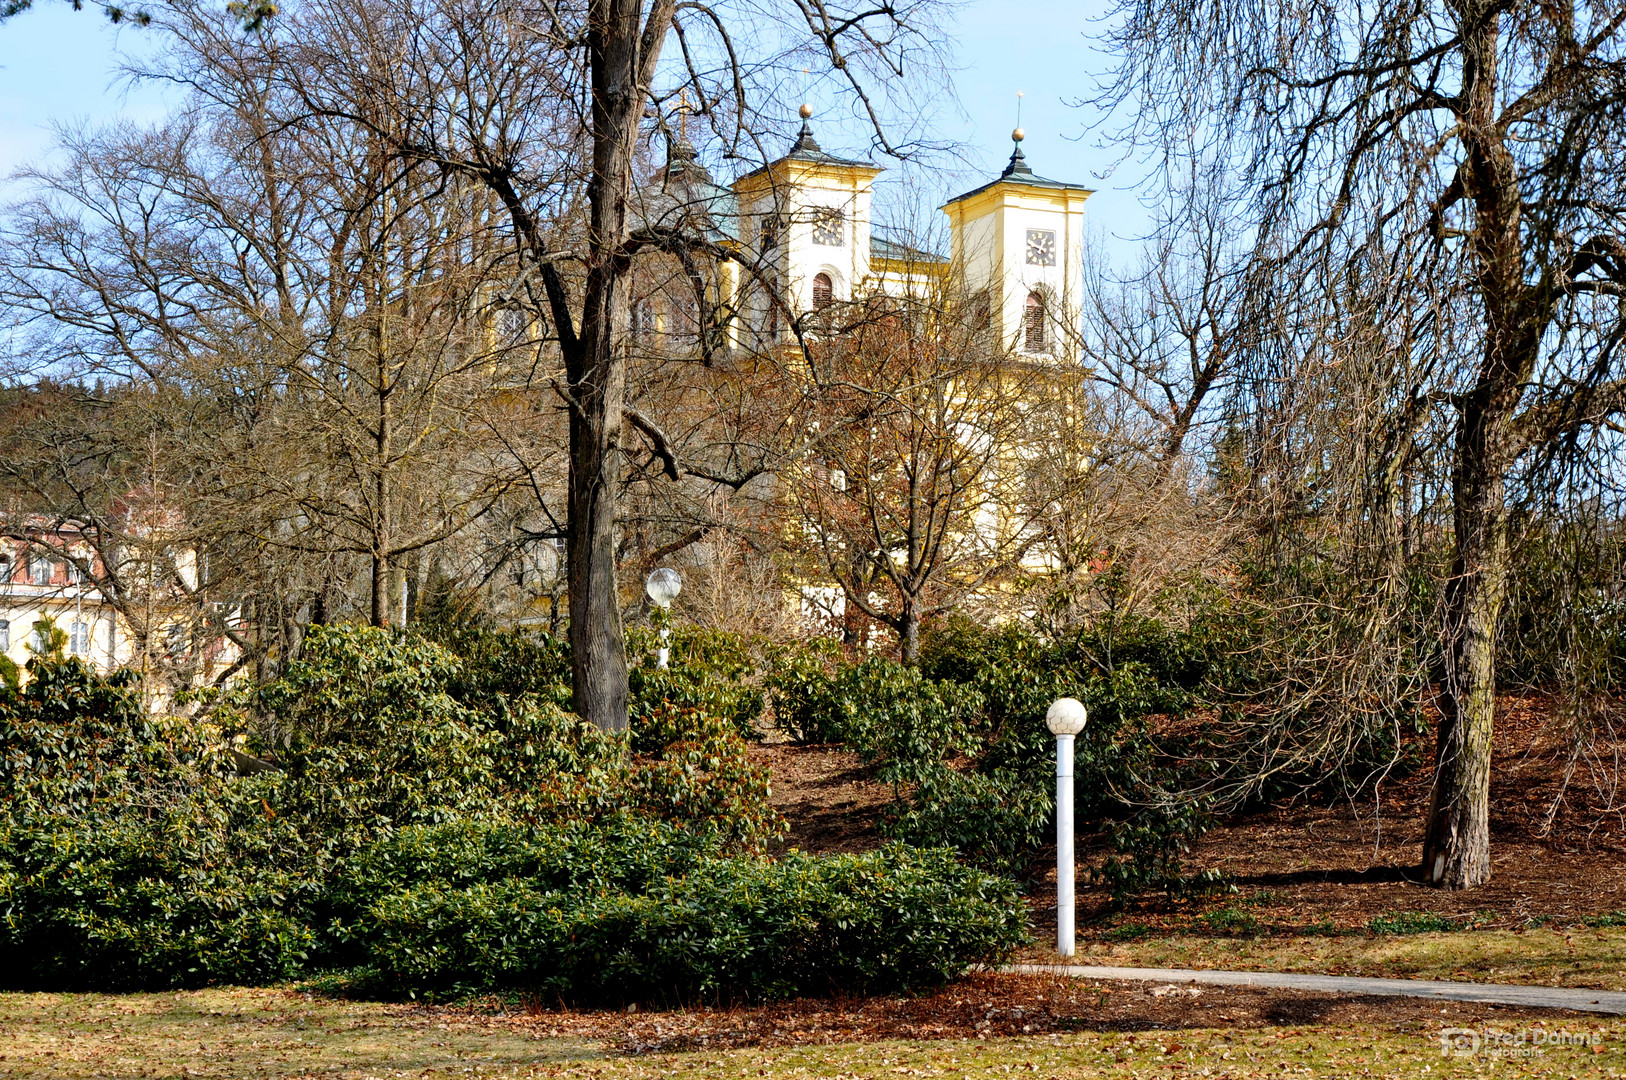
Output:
[
  {"left": 0, "top": 3, "right": 171, "bottom": 180},
  {"left": 0, "top": 0, "right": 1151, "bottom": 260},
  {"left": 931, "top": 0, "right": 1149, "bottom": 250}
]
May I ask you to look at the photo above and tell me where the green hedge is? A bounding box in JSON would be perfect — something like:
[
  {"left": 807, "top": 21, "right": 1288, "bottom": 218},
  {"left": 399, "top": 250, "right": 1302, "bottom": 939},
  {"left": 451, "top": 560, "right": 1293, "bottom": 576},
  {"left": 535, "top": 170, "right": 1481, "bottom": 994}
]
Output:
[
  {"left": 0, "top": 814, "right": 316, "bottom": 991},
  {"left": 331, "top": 840, "right": 1027, "bottom": 1002},
  {"left": 0, "top": 638, "right": 1027, "bottom": 997},
  {"left": 323, "top": 816, "right": 716, "bottom": 913},
  {"left": 0, "top": 816, "right": 1026, "bottom": 999}
]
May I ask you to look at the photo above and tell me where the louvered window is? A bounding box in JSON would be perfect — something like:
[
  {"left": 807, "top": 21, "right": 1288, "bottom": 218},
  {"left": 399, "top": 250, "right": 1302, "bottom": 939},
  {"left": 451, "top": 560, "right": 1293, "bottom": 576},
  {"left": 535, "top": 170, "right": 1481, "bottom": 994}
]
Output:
[
  {"left": 1024, "top": 291, "right": 1047, "bottom": 351},
  {"left": 812, "top": 273, "right": 834, "bottom": 309}
]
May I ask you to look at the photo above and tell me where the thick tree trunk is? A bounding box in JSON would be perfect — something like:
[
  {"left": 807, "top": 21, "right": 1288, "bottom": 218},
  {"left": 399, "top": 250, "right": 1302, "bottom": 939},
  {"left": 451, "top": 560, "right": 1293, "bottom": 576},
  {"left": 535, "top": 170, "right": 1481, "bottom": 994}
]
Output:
[
  {"left": 898, "top": 598, "right": 920, "bottom": 665},
  {"left": 1422, "top": 405, "right": 1511, "bottom": 888},
  {"left": 1419, "top": 1, "right": 1532, "bottom": 890},
  {"left": 566, "top": 0, "right": 668, "bottom": 731},
  {"left": 566, "top": 358, "right": 629, "bottom": 730}
]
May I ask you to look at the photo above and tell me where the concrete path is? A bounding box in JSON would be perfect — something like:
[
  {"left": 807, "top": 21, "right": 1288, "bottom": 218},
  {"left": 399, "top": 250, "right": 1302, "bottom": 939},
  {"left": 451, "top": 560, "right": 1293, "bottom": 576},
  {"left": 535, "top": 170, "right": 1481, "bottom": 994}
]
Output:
[{"left": 1002, "top": 963, "right": 1626, "bottom": 1016}]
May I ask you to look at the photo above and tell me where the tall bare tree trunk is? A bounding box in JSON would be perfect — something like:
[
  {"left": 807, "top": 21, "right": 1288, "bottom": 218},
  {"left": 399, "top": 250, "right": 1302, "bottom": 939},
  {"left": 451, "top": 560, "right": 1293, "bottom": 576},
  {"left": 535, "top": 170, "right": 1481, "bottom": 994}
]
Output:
[
  {"left": 372, "top": 314, "right": 393, "bottom": 629},
  {"left": 1424, "top": 402, "right": 1513, "bottom": 887},
  {"left": 566, "top": 0, "right": 673, "bottom": 731},
  {"left": 1418, "top": 3, "right": 1540, "bottom": 889}
]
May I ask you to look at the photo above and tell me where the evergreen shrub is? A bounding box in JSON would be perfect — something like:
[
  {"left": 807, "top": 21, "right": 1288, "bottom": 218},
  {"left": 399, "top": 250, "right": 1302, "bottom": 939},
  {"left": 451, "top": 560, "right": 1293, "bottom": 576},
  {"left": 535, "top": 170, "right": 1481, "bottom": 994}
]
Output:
[
  {"left": 628, "top": 625, "right": 767, "bottom": 741},
  {"left": 0, "top": 814, "right": 316, "bottom": 990},
  {"left": 766, "top": 652, "right": 985, "bottom": 784},
  {"left": 764, "top": 615, "right": 1224, "bottom": 890},
  {"left": 0, "top": 631, "right": 1024, "bottom": 997},
  {"left": 329, "top": 839, "right": 1027, "bottom": 1001}
]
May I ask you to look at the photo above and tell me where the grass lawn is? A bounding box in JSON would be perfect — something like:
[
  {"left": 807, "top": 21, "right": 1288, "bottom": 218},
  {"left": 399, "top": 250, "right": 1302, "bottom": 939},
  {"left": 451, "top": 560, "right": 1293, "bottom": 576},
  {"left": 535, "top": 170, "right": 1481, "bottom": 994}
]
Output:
[
  {"left": 1073, "top": 924, "right": 1626, "bottom": 990},
  {"left": 0, "top": 988, "right": 598, "bottom": 1078},
  {"left": 4, "top": 984, "right": 1626, "bottom": 1079}
]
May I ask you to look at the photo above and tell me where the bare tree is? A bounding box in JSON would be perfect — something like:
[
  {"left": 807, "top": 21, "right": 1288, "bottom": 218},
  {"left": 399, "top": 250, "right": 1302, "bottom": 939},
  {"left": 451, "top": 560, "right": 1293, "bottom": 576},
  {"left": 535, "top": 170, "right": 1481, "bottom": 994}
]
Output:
[
  {"left": 245, "top": 0, "right": 948, "bottom": 729},
  {"left": 0, "top": 37, "right": 539, "bottom": 675},
  {"left": 1100, "top": 0, "right": 1626, "bottom": 886},
  {"left": 787, "top": 296, "right": 1045, "bottom": 663},
  {"left": 1084, "top": 165, "right": 1252, "bottom": 471}
]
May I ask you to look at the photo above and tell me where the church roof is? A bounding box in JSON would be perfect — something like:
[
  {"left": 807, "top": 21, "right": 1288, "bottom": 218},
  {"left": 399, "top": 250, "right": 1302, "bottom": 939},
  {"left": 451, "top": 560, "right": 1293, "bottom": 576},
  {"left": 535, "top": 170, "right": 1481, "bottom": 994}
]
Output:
[
  {"left": 943, "top": 142, "right": 1093, "bottom": 207},
  {"left": 732, "top": 119, "right": 878, "bottom": 186},
  {"left": 871, "top": 233, "right": 946, "bottom": 264},
  {"left": 645, "top": 132, "right": 741, "bottom": 243}
]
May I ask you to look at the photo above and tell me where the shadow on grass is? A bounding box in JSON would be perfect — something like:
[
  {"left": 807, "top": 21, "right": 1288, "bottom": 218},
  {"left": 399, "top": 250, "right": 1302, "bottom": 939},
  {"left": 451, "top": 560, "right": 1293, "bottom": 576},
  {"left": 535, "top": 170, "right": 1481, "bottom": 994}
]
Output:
[{"left": 1230, "top": 865, "right": 1421, "bottom": 888}]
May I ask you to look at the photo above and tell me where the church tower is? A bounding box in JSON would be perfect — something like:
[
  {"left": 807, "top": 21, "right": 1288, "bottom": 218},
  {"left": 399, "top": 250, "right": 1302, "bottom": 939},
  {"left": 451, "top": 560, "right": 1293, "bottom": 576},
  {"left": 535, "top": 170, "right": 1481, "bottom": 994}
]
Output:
[
  {"left": 730, "top": 107, "right": 883, "bottom": 338},
  {"left": 942, "top": 131, "right": 1092, "bottom": 359}
]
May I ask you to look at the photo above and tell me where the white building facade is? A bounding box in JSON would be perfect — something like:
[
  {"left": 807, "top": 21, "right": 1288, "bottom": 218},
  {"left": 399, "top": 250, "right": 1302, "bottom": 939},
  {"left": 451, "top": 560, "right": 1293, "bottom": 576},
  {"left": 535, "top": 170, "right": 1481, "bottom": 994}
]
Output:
[{"left": 0, "top": 535, "right": 120, "bottom": 673}]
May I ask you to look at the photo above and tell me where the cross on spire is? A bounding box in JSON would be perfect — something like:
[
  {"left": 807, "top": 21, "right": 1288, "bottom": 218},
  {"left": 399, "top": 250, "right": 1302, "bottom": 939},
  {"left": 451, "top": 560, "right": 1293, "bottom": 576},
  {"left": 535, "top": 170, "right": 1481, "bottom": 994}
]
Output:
[{"left": 677, "top": 88, "right": 693, "bottom": 142}]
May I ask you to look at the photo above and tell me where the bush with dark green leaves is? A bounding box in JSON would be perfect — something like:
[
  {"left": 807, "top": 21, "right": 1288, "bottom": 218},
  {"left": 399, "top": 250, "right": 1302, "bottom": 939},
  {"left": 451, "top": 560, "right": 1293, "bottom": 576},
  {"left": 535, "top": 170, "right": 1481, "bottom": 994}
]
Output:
[
  {"left": 628, "top": 625, "right": 768, "bottom": 741},
  {"left": 879, "top": 767, "right": 1053, "bottom": 876},
  {"left": 0, "top": 656, "right": 181, "bottom": 817},
  {"left": 327, "top": 836, "right": 1027, "bottom": 1002},
  {"left": 1092, "top": 803, "right": 1229, "bottom": 903},
  {"left": 764, "top": 616, "right": 1224, "bottom": 889},
  {"left": 762, "top": 636, "right": 847, "bottom": 744},
  {"left": 0, "top": 812, "right": 315, "bottom": 991},
  {"left": 325, "top": 816, "right": 717, "bottom": 912},
  {"left": 766, "top": 652, "right": 985, "bottom": 785},
  {"left": 229, "top": 624, "right": 781, "bottom": 849},
  {"left": 0, "top": 632, "right": 1026, "bottom": 996},
  {"left": 914, "top": 619, "right": 1223, "bottom": 891},
  {"left": 0, "top": 655, "right": 316, "bottom": 990}
]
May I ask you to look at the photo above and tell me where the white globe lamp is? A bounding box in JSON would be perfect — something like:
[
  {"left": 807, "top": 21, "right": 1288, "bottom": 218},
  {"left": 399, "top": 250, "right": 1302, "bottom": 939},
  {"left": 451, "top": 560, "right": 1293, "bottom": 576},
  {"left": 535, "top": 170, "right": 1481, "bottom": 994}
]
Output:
[
  {"left": 1046, "top": 696, "right": 1087, "bottom": 957},
  {"left": 645, "top": 568, "right": 682, "bottom": 668},
  {"left": 645, "top": 567, "right": 682, "bottom": 608},
  {"left": 1046, "top": 697, "right": 1088, "bottom": 737}
]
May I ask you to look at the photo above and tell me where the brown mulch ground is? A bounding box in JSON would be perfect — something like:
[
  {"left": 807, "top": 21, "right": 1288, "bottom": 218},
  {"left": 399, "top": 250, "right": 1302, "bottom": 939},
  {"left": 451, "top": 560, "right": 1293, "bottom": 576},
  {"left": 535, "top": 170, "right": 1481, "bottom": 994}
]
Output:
[
  {"left": 482, "top": 973, "right": 1598, "bottom": 1054},
  {"left": 748, "top": 743, "right": 891, "bottom": 856},
  {"left": 751, "top": 692, "right": 1626, "bottom": 937},
  {"left": 1097, "top": 691, "right": 1626, "bottom": 932}
]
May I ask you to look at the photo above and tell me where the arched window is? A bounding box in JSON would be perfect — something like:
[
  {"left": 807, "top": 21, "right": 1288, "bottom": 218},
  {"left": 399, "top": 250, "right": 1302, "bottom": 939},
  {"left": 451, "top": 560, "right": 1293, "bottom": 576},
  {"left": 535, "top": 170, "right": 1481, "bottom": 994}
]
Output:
[
  {"left": 1024, "top": 291, "right": 1047, "bottom": 352},
  {"left": 0, "top": 554, "right": 10, "bottom": 582},
  {"left": 629, "top": 297, "right": 654, "bottom": 342},
  {"left": 0, "top": 619, "right": 9, "bottom": 652},
  {"left": 812, "top": 272, "right": 834, "bottom": 309}
]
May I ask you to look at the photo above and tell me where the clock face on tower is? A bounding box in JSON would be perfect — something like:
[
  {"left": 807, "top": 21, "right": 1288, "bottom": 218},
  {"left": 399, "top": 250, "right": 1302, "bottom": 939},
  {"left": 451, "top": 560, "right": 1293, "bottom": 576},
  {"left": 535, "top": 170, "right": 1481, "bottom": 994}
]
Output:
[
  {"left": 812, "top": 207, "right": 846, "bottom": 247},
  {"left": 1026, "top": 229, "right": 1057, "bottom": 266}
]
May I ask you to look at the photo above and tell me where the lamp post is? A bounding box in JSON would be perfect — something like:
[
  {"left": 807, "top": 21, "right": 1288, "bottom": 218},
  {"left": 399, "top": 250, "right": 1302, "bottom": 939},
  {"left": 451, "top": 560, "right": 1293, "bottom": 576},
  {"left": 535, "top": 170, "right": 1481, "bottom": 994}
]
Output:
[
  {"left": 1045, "top": 696, "right": 1088, "bottom": 957},
  {"left": 644, "top": 568, "right": 682, "bottom": 669}
]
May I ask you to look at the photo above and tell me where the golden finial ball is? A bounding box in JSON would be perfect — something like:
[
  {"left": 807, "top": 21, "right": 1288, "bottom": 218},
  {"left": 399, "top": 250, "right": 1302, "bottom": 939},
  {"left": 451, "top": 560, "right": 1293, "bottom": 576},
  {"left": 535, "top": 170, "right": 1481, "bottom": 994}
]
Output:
[
  {"left": 1012, "top": 127, "right": 1025, "bottom": 143},
  {"left": 799, "top": 103, "right": 813, "bottom": 119}
]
